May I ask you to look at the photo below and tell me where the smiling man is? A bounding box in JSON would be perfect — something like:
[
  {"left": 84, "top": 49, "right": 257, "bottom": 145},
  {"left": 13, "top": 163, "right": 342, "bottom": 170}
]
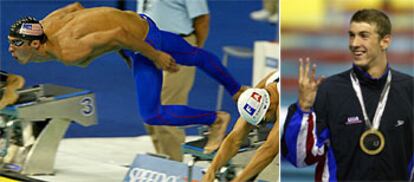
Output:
[{"left": 282, "top": 9, "right": 414, "bottom": 181}]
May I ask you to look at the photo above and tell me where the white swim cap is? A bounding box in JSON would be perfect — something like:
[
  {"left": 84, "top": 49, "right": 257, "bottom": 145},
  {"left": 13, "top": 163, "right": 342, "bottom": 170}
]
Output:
[{"left": 237, "top": 88, "right": 270, "bottom": 126}]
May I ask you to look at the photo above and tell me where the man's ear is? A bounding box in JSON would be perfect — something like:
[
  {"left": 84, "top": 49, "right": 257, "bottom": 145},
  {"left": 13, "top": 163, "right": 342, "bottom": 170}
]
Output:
[
  {"left": 30, "top": 40, "right": 41, "bottom": 49},
  {"left": 380, "top": 34, "right": 392, "bottom": 51}
]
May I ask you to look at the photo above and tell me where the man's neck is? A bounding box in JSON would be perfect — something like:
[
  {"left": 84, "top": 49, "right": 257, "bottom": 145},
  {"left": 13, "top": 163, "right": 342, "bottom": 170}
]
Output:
[
  {"left": 360, "top": 56, "right": 388, "bottom": 79},
  {"left": 32, "top": 43, "right": 56, "bottom": 62}
]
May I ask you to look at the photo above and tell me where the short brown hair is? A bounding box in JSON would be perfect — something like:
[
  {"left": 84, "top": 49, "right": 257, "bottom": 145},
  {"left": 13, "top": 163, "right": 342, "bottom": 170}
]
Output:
[{"left": 350, "top": 9, "right": 391, "bottom": 39}]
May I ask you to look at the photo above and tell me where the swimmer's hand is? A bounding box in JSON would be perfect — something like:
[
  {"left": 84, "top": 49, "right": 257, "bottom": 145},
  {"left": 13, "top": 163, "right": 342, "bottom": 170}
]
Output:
[
  {"left": 0, "top": 74, "right": 24, "bottom": 110},
  {"left": 0, "top": 91, "right": 19, "bottom": 110},
  {"left": 201, "top": 171, "right": 215, "bottom": 182},
  {"left": 153, "top": 51, "right": 179, "bottom": 73}
]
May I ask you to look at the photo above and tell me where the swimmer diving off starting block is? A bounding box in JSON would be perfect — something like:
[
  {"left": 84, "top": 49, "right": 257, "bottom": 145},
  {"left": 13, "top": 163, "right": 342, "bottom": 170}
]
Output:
[{"left": 7, "top": 2, "right": 247, "bottom": 154}]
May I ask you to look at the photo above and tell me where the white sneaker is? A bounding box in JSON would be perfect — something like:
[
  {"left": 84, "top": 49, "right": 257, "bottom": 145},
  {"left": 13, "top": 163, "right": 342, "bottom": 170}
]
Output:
[
  {"left": 250, "top": 9, "right": 271, "bottom": 21},
  {"left": 268, "top": 13, "right": 279, "bottom": 23}
]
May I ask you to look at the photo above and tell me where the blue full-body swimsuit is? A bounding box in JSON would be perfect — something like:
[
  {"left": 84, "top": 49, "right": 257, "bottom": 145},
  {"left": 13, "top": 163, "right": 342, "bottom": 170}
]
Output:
[{"left": 123, "top": 14, "right": 241, "bottom": 126}]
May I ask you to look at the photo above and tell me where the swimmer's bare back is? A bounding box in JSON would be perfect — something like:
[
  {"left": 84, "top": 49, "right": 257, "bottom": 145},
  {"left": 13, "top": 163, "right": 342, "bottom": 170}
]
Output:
[{"left": 39, "top": 7, "right": 152, "bottom": 67}]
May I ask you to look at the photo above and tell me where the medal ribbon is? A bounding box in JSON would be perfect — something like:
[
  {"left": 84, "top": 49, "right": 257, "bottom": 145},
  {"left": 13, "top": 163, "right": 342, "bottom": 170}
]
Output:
[{"left": 350, "top": 70, "right": 391, "bottom": 130}]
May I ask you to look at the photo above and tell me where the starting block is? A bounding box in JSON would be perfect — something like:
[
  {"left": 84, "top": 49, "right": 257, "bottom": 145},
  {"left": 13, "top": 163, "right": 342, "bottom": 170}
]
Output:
[{"left": 0, "top": 84, "right": 97, "bottom": 175}]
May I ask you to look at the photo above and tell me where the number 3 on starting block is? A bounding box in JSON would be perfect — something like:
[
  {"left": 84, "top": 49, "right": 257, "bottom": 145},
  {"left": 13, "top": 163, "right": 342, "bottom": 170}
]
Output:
[{"left": 80, "top": 97, "right": 95, "bottom": 117}]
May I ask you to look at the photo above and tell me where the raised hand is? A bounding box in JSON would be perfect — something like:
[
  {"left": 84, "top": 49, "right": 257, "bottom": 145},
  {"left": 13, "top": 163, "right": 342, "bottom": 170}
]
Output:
[{"left": 298, "top": 57, "right": 324, "bottom": 112}]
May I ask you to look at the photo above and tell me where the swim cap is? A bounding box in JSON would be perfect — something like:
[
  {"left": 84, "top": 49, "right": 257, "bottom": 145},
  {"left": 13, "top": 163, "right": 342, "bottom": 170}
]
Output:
[
  {"left": 237, "top": 88, "right": 270, "bottom": 126},
  {"left": 9, "top": 16, "right": 45, "bottom": 40}
]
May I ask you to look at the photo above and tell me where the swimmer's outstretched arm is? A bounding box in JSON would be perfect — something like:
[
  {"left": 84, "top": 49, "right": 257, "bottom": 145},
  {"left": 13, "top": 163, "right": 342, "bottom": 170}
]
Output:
[
  {"left": 58, "top": 26, "right": 178, "bottom": 72},
  {"left": 232, "top": 117, "right": 279, "bottom": 181},
  {"left": 202, "top": 118, "right": 254, "bottom": 182},
  {"left": 125, "top": 38, "right": 180, "bottom": 72},
  {"left": 115, "top": 32, "right": 179, "bottom": 72},
  {"left": 43, "top": 2, "right": 84, "bottom": 20},
  {"left": 83, "top": 26, "right": 179, "bottom": 72}
]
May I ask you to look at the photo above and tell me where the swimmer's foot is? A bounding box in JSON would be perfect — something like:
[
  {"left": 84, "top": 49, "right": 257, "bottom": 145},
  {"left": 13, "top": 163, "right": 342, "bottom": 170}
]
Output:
[{"left": 204, "top": 111, "right": 231, "bottom": 154}]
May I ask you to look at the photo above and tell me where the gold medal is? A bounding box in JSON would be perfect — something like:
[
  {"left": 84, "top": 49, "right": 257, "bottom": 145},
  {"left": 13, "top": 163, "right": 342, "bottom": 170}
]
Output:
[
  {"left": 351, "top": 71, "right": 391, "bottom": 156},
  {"left": 359, "top": 129, "right": 385, "bottom": 155}
]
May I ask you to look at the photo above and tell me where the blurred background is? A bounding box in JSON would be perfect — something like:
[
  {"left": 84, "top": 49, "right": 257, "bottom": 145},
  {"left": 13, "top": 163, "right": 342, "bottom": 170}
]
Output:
[
  {"left": 280, "top": 0, "right": 413, "bottom": 181},
  {"left": 0, "top": 0, "right": 277, "bottom": 138}
]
